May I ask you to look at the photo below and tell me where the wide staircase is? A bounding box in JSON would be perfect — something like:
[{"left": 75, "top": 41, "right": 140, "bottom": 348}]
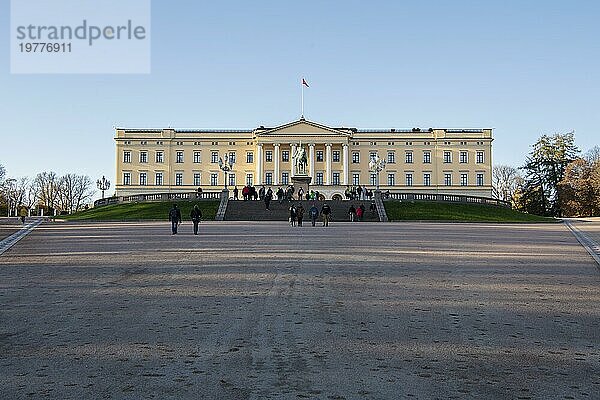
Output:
[{"left": 224, "top": 199, "right": 380, "bottom": 222}]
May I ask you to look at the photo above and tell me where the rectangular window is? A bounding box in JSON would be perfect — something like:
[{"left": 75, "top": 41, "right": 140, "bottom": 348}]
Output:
[
  {"left": 476, "top": 151, "right": 484, "bottom": 164},
  {"left": 210, "top": 173, "right": 218, "bottom": 186},
  {"left": 246, "top": 173, "right": 254, "bottom": 187},
  {"left": 444, "top": 151, "right": 452, "bottom": 163},
  {"left": 460, "top": 151, "right": 468, "bottom": 164},
  {"left": 193, "top": 151, "right": 201, "bottom": 163},
  {"left": 316, "top": 151, "right": 324, "bottom": 162},
  {"left": 423, "top": 151, "right": 431, "bottom": 164},
  {"left": 369, "top": 152, "right": 377, "bottom": 161},
  {"left": 246, "top": 152, "right": 254, "bottom": 163},
  {"left": 282, "top": 150, "right": 290, "bottom": 162},
  {"left": 228, "top": 151, "right": 236, "bottom": 164},
  {"left": 332, "top": 172, "right": 340, "bottom": 185},
  {"left": 193, "top": 173, "right": 201, "bottom": 186},
  {"left": 352, "top": 152, "right": 360, "bottom": 163},
  {"left": 444, "top": 173, "right": 452, "bottom": 186},
  {"left": 316, "top": 172, "right": 324, "bottom": 185},
  {"left": 123, "top": 151, "right": 131, "bottom": 163},
  {"left": 156, "top": 151, "right": 164, "bottom": 163},
  {"left": 176, "top": 151, "right": 184, "bottom": 163},
  {"left": 175, "top": 173, "right": 183, "bottom": 186},
  {"left": 229, "top": 173, "right": 236, "bottom": 187},
  {"left": 265, "top": 150, "right": 273, "bottom": 162},
  {"left": 139, "top": 172, "right": 147, "bottom": 186},
  {"left": 405, "top": 173, "right": 413, "bottom": 186},
  {"left": 405, "top": 151, "right": 413, "bottom": 164},
  {"left": 155, "top": 172, "right": 163, "bottom": 186},
  {"left": 333, "top": 151, "right": 340, "bottom": 162},
  {"left": 477, "top": 173, "right": 484, "bottom": 186},
  {"left": 265, "top": 172, "right": 273, "bottom": 185},
  {"left": 282, "top": 172, "right": 289, "bottom": 185},
  {"left": 387, "top": 151, "right": 396, "bottom": 164},
  {"left": 370, "top": 173, "right": 377, "bottom": 186},
  {"left": 387, "top": 173, "right": 395, "bottom": 186},
  {"left": 123, "top": 172, "right": 131, "bottom": 185},
  {"left": 211, "top": 151, "right": 218, "bottom": 163},
  {"left": 140, "top": 151, "right": 148, "bottom": 163},
  {"left": 352, "top": 173, "right": 360, "bottom": 186},
  {"left": 460, "top": 173, "right": 468, "bottom": 186},
  {"left": 423, "top": 173, "right": 431, "bottom": 187}
]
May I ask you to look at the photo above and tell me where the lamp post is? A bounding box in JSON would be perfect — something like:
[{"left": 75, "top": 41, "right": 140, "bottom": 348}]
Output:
[
  {"left": 368, "top": 153, "right": 386, "bottom": 192},
  {"left": 96, "top": 176, "right": 111, "bottom": 199},
  {"left": 218, "top": 154, "right": 235, "bottom": 190}
]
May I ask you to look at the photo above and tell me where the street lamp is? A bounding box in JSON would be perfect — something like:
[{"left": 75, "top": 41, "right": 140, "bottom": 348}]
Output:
[
  {"left": 96, "top": 176, "right": 111, "bottom": 199},
  {"left": 218, "top": 154, "right": 235, "bottom": 190},
  {"left": 368, "top": 153, "right": 386, "bottom": 192}
]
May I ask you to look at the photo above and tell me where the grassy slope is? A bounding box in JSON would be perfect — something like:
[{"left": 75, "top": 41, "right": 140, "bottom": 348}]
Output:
[
  {"left": 61, "top": 201, "right": 220, "bottom": 221},
  {"left": 384, "top": 201, "right": 556, "bottom": 223}
]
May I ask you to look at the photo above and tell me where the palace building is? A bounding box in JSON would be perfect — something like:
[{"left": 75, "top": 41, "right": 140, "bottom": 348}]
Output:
[{"left": 114, "top": 118, "right": 493, "bottom": 199}]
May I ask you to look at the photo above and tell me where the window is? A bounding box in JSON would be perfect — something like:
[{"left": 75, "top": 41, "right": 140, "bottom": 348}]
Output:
[
  {"left": 282, "top": 150, "right": 290, "bottom": 162},
  {"left": 228, "top": 152, "right": 236, "bottom": 164},
  {"left": 156, "top": 151, "right": 164, "bottom": 163},
  {"left": 423, "top": 151, "right": 431, "bottom": 164},
  {"left": 332, "top": 172, "right": 340, "bottom": 185},
  {"left": 246, "top": 152, "right": 254, "bottom": 163},
  {"left": 333, "top": 151, "right": 340, "bottom": 162},
  {"left": 444, "top": 173, "right": 452, "bottom": 186},
  {"left": 352, "top": 173, "right": 360, "bottom": 186},
  {"left": 370, "top": 173, "right": 377, "bottom": 186},
  {"left": 282, "top": 172, "right": 289, "bottom": 185},
  {"left": 228, "top": 173, "right": 236, "bottom": 187},
  {"left": 316, "top": 172, "right": 324, "bottom": 185},
  {"left": 265, "top": 172, "right": 273, "bottom": 185},
  {"left": 210, "top": 173, "right": 218, "bottom": 186},
  {"left": 139, "top": 172, "right": 147, "bottom": 186},
  {"left": 460, "top": 151, "right": 468, "bottom": 164},
  {"left": 194, "top": 151, "right": 201, "bottom": 163},
  {"left": 193, "top": 173, "right": 201, "bottom": 186},
  {"left": 175, "top": 173, "right": 183, "bottom": 186},
  {"left": 316, "top": 151, "right": 324, "bottom": 162},
  {"left": 176, "top": 151, "right": 184, "bottom": 163},
  {"left": 140, "top": 151, "right": 148, "bottom": 163},
  {"left": 423, "top": 173, "right": 431, "bottom": 186},
  {"left": 155, "top": 172, "right": 163, "bottom": 186},
  {"left": 405, "top": 173, "right": 413, "bottom": 186},
  {"left": 246, "top": 173, "right": 253, "bottom": 187},
  {"left": 444, "top": 151, "right": 452, "bottom": 163},
  {"left": 477, "top": 173, "right": 484, "bottom": 186},
  {"left": 265, "top": 150, "right": 273, "bottom": 162},
  {"left": 405, "top": 151, "right": 413, "bottom": 164},
  {"left": 352, "top": 152, "right": 360, "bottom": 163},
  {"left": 460, "top": 173, "right": 468, "bottom": 186},
  {"left": 123, "top": 151, "right": 131, "bottom": 163},
  {"left": 211, "top": 151, "right": 218, "bottom": 163},
  {"left": 476, "top": 151, "right": 484, "bottom": 164},
  {"left": 123, "top": 172, "right": 131, "bottom": 185},
  {"left": 387, "top": 173, "right": 395, "bottom": 186},
  {"left": 388, "top": 152, "right": 396, "bottom": 164}
]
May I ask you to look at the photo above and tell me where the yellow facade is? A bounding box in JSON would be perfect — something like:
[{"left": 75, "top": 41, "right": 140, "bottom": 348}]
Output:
[{"left": 114, "top": 118, "right": 493, "bottom": 198}]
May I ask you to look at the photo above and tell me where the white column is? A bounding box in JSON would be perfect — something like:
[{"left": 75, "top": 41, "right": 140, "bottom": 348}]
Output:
[
  {"left": 309, "top": 143, "right": 315, "bottom": 181},
  {"left": 342, "top": 143, "right": 349, "bottom": 186},
  {"left": 290, "top": 143, "right": 296, "bottom": 176},
  {"left": 273, "top": 143, "right": 280, "bottom": 185},
  {"left": 325, "top": 143, "right": 332, "bottom": 185},
  {"left": 256, "top": 143, "right": 263, "bottom": 185}
]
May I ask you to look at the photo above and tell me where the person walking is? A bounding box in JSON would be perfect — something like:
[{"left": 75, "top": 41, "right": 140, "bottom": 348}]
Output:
[
  {"left": 296, "top": 204, "right": 305, "bottom": 227},
  {"left": 358, "top": 204, "right": 366, "bottom": 221},
  {"left": 168, "top": 204, "right": 182, "bottom": 235},
  {"left": 19, "top": 206, "right": 27, "bottom": 224},
  {"left": 264, "top": 188, "right": 273, "bottom": 210},
  {"left": 190, "top": 204, "right": 202, "bottom": 235},
  {"left": 348, "top": 205, "right": 357, "bottom": 222},
  {"left": 233, "top": 186, "right": 239, "bottom": 200},
  {"left": 289, "top": 204, "right": 297, "bottom": 226},
  {"left": 321, "top": 203, "right": 331, "bottom": 227},
  {"left": 309, "top": 204, "right": 319, "bottom": 227}
]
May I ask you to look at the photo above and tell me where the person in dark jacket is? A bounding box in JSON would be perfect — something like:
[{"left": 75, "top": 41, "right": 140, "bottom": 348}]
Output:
[
  {"left": 348, "top": 205, "right": 357, "bottom": 222},
  {"left": 296, "top": 204, "right": 305, "bottom": 227},
  {"left": 309, "top": 204, "right": 319, "bottom": 226},
  {"left": 190, "top": 205, "right": 202, "bottom": 235},
  {"left": 321, "top": 203, "right": 332, "bottom": 227},
  {"left": 289, "top": 204, "right": 297, "bottom": 226},
  {"left": 168, "top": 204, "right": 182, "bottom": 234}
]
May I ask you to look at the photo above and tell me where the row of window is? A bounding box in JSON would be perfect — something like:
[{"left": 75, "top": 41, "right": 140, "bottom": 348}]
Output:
[
  {"left": 123, "top": 171, "right": 485, "bottom": 187},
  {"left": 124, "top": 149, "right": 486, "bottom": 165}
]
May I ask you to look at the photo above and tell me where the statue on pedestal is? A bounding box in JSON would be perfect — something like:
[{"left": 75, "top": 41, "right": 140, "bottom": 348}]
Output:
[{"left": 293, "top": 144, "right": 308, "bottom": 176}]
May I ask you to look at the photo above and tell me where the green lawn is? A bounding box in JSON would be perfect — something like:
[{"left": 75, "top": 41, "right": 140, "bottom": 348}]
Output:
[
  {"left": 61, "top": 201, "right": 220, "bottom": 221},
  {"left": 384, "top": 201, "right": 556, "bottom": 223}
]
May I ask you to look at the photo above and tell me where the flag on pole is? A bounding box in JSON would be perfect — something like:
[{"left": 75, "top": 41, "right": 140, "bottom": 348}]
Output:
[{"left": 302, "top": 78, "right": 309, "bottom": 88}]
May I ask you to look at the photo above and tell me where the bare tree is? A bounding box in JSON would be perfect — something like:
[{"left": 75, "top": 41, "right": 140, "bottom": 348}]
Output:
[
  {"left": 2, "top": 177, "right": 28, "bottom": 216},
  {"left": 24, "top": 178, "right": 40, "bottom": 216},
  {"left": 492, "top": 165, "right": 522, "bottom": 204},
  {"left": 58, "top": 174, "right": 94, "bottom": 213},
  {"left": 34, "top": 171, "right": 59, "bottom": 215},
  {"left": 585, "top": 146, "right": 600, "bottom": 163}
]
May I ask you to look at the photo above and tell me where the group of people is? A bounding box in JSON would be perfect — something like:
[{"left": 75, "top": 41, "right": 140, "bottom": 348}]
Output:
[
  {"left": 344, "top": 185, "right": 375, "bottom": 201},
  {"left": 233, "top": 185, "right": 323, "bottom": 206},
  {"left": 288, "top": 203, "right": 332, "bottom": 227},
  {"left": 168, "top": 204, "right": 202, "bottom": 235}
]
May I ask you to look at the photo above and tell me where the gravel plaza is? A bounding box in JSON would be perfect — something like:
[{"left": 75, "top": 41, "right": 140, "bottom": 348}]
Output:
[{"left": 0, "top": 220, "right": 599, "bottom": 399}]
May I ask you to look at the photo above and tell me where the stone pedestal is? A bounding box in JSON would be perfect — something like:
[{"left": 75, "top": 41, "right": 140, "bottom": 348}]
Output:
[{"left": 291, "top": 175, "right": 312, "bottom": 199}]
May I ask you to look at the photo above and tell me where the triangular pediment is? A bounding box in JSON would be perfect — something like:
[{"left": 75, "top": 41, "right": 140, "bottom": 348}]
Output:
[{"left": 256, "top": 119, "right": 353, "bottom": 137}]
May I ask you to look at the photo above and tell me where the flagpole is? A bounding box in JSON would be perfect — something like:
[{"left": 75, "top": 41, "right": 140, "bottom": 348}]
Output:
[{"left": 301, "top": 79, "right": 304, "bottom": 118}]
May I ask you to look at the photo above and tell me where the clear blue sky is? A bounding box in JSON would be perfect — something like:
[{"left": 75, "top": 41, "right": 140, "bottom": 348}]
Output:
[{"left": 1, "top": 0, "right": 598, "bottom": 197}]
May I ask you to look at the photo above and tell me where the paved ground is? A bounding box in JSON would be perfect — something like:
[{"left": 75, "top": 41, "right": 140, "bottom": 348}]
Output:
[
  {"left": 0, "top": 220, "right": 599, "bottom": 399},
  {"left": 0, "top": 217, "right": 24, "bottom": 241},
  {"left": 568, "top": 217, "right": 600, "bottom": 247}
]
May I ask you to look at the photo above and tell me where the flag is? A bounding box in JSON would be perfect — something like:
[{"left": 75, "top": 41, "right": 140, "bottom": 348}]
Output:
[{"left": 302, "top": 78, "right": 309, "bottom": 88}]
